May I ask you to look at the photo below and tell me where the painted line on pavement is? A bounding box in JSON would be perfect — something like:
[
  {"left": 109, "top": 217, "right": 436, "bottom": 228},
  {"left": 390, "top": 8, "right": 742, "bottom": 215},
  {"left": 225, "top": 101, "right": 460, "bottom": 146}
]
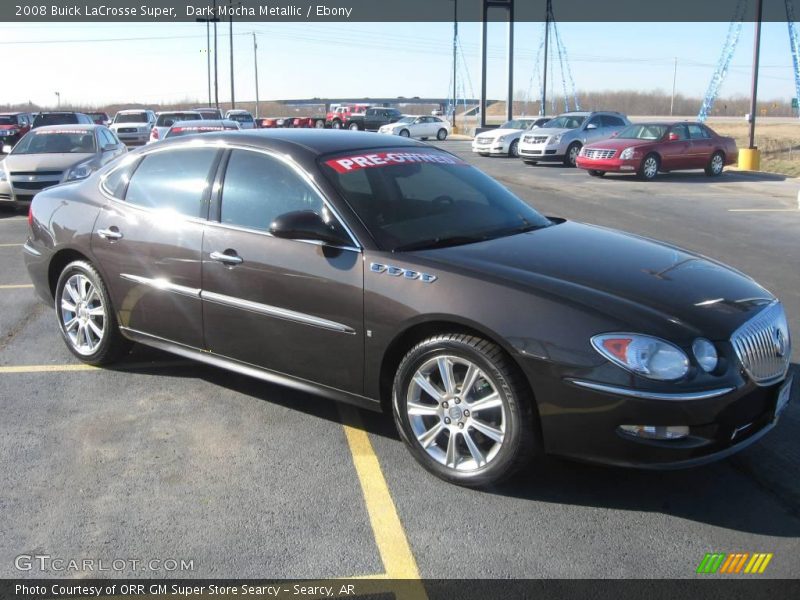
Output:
[{"left": 0, "top": 284, "right": 33, "bottom": 289}]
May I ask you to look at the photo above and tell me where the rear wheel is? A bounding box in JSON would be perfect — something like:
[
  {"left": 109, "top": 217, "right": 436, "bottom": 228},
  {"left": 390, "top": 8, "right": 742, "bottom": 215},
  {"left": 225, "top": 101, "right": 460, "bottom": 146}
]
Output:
[
  {"left": 705, "top": 151, "right": 725, "bottom": 176},
  {"left": 588, "top": 170, "right": 606, "bottom": 177},
  {"left": 565, "top": 142, "right": 582, "bottom": 167},
  {"left": 399, "top": 129, "right": 410, "bottom": 138},
  {"left": 508, "top": 140, "right": 519, "bottom": 157},
  {"left": 55, "top": 260, "right": 131, "bottom": 365},
  {"left": 331, "top": 120, "right": 342, "bottom": 130},
  {"left": 348, "top": 122, "right": 360, "bottom": 131},
  {"left": 437, "top": 128, "right": 448, "bottom": 141},
  {"left": 314, "top": 119, "right": 325, "bottom": 129},
  {"left": 392, "top": 334, "right": 536, "bottom": 487},
  {"left": 637, "top": 153, "right": 660, "bottom": 180}
]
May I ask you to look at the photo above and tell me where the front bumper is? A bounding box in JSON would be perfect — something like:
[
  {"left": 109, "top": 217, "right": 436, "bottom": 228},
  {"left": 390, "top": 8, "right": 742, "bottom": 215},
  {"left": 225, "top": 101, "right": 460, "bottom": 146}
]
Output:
[
  {"left": 113, "top": 130, "right": 149, "bottom": 145},
  {"left": 0, "top": 178, "right": 49, "bottom": 209},
  {"left": 518, "top": 142, "right": 565, "bottom": 161},
  {"left": 529, "top": 362, "right": 792, "bottom": 468},
  {"left": 472, "top": 140, "right": 510, "bottom": 155},
  {"left": 576, "top": 156, "right": 639, "bottom": 172}
]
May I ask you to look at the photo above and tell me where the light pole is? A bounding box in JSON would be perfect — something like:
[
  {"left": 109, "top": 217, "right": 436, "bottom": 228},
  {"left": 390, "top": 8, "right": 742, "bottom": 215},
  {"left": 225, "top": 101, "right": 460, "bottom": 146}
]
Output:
[
  {"left": 54, "top": 91, "right": 60, "bottom": 109},
  {"left": 670, "top": 57, "right": 677, "bottom": 116},
  {"left": 229, "top": 1, "right": 240, "bottom": 109},
  {"left": 451, "top": 0, "right": 457, "bottom": 131},
  {"left": 747, "top": 0, "right": 764, "bottom": 150},
  {"left": 213, "top": 0, "right": 219, "bottom": 109},
  {"left": 196, "top": 16, "right": 212, "bottom": 106},
  {"left": 252, "top": 32, "right": 260, "bottom": 119}
]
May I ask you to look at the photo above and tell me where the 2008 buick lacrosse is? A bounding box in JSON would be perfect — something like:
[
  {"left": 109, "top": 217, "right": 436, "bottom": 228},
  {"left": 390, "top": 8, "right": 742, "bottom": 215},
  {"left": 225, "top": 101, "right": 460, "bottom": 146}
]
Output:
[{"left": 24, "top": 129, "right": 792, "bottom": 486}]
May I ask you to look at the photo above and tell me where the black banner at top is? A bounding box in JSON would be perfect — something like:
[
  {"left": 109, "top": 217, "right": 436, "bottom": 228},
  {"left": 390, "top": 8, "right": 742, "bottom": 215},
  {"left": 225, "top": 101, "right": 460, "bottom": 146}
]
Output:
[{"left": 3, "top": 0, "right": 800, "bottom": 22}]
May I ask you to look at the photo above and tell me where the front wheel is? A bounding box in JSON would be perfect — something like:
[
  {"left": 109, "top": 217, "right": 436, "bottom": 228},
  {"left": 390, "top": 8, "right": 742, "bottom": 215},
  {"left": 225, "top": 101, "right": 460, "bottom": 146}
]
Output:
[
  {"left": 55, "top": 260, "right": 131, "bottom": 365},
  {"left": 348, "top": 122, "right": 360, "bottom": 131},
  {"left": 436, "top": 128, "right": 448, "bottom": 141},
  {"left": 588, "top": 170, "right": 606, "bottom": 177},
  {"left": 392, "top": 334, "right": 535, "bottom": 487},
  {"left": 705, "top": 151, "right": 725, "bottom": 176},
  {"left": 399, "top": 129, "right": 410, "bottom": 138},
  {"left": 314, "top": 119, "right": 325, "bottom": 129},
  {"left": 508, "top": 139, "right": 519, "bottom": 157},
  {"left": 331, "top": 120, "right": 342, "bottom": 130},
  {"left": 637, "top": 154, "right": 660, "bottom": 180},
  {"left": 565, "top": 142, "right": 582, "bottom": 167}
]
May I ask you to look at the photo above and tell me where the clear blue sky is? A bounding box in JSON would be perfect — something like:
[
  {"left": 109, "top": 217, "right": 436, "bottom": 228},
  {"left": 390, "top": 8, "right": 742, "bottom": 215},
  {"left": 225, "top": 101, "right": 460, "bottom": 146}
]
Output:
[{"left": 0, "top": 21, "right": 796, "bottom": 107}]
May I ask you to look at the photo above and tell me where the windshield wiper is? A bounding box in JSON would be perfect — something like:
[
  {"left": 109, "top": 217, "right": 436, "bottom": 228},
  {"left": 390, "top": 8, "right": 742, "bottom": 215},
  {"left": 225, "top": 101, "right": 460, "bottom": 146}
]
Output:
[{"left": 393, "top": 235, "right": 488, "bottom": 252}]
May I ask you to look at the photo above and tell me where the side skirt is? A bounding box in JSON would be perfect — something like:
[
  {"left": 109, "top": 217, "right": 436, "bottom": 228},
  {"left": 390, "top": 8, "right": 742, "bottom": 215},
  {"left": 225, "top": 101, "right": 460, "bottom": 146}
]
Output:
[{"left": 119, "top": 327, "right": 383, "bottom": 413}]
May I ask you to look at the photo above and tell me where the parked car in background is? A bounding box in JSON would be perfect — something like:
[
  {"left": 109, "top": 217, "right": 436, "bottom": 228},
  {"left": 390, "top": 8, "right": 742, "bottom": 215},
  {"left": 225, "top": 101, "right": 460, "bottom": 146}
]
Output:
[
  {"left": 24, "top": 130, "right": 792, "bottom": 487},
  {"left": 149, "top": 111, "right": 203, "bottom": 142},
  {"left": 110, "top": 109, "right": 156, "bottom": 146},
  {"left": 32, "top": 112, "right": 94, "bottom": 129},
  {"left": 0, "top": 124, "right": 125, "bottom": 209},
  {"left": 192, "top": 107, "right": 224, "bottom": 120},
  {"left": 164, "top": 119, "right": 239, "bottom": 139},
  {"left": 472, "top": 117, "right": 551, "bottom": 158},
  {"left": 362, "top": 107, "right": 404, "bottom": 131},
  {"left": 378, "top": 115, "right": 450, "bottom": 140},
  {"left": 224, "top": 110, "right": 255, "bottom": 129},
  {"left": 326, "top": 104, "right": 370, "bottom": 129},
  {"left": 576, "top": 122, "right": 739, "bottom": 180},
  {"left": 86, "top": 112, "right": 111, "bottom": 126},
  {"left": 518, "top": 111, "right": 630, "bottom": 167},
  {"left": 257, "top": 117, "right": 280, "bottom": 129},
  {"left": 0, "top": 112, "right": 32, "bottom": 152}
]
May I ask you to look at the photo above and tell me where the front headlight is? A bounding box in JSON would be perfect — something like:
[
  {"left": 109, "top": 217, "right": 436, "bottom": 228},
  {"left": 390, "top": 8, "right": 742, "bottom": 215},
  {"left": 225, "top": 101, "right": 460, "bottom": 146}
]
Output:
[
  {"left": 551, "top": 134, "right": 562, "bottom": 144},
  {"left": 620, "top": 147, "right": 636, "bottom": 160},
  {"left": 66, "top": 161, "right": 95, "bottom": 181},
  {"left": 592, "top": 333, "right": 689, "bottom": 381},
  {"left": 0, "top": 164, "right": 7, "bottom": 183},
  {"left": 692, "top": 338, "right": 718, "bottom": 372},
  {"left": 3, "top": 129, "right": 19, "bottom": 137}
]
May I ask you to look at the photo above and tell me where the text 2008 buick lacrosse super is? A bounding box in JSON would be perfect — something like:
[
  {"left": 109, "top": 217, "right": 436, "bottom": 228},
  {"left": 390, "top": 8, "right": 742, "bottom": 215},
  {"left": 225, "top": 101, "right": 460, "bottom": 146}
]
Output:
[{"left": 24, "top": 130, "right": 792, "bottom": 486}]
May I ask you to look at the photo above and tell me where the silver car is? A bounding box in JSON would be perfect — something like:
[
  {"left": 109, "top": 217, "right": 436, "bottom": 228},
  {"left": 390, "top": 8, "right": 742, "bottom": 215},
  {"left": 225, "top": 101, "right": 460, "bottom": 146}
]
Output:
[
  {"left": 0, "top": 124, "right": 126, "bottom": 209},
  {"left": 224, "top": 109, "right": 256, "bottom": 129},
  {"left": 517, "top": 111, "right": 630, "bottom": 167},
  {"left": 110, "top": 109, "right": 156, "bottom": 146}
]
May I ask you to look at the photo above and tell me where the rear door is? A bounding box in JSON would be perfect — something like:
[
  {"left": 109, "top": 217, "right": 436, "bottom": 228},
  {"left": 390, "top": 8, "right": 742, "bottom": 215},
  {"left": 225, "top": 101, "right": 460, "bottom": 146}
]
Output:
[
  {"left": 687, "top": 123, "right": 715, "bottom": 168},
  {"left": 92, "top": 146, "right": 222, "bottom": 348},
  {"left": 201, "top": 148, "right": 364, "bottom": 394}
]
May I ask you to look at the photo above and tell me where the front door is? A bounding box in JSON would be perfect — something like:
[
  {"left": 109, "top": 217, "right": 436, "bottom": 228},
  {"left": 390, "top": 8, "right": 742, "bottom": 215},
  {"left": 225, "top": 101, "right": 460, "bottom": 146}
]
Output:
[
  {"left": 661, "top": 124, "right": 692, "bottom": 170},
  {"left": 201, "top": 148, "right": 364, "bottom": 394},
  {"left": 92, "top": 146, "right": 222, "bottom": 348}
]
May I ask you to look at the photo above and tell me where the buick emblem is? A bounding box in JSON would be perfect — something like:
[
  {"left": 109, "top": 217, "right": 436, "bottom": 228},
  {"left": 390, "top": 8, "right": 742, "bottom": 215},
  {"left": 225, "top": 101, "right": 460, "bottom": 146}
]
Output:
[{"left": 773, "top": 327, "right": 787, "bottom": 358}]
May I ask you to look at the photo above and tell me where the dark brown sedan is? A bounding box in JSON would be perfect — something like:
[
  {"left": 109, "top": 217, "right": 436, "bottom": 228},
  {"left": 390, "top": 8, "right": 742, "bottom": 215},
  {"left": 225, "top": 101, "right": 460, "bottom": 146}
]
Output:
[{"left": 24, "top": 130, "right": 792, "bottom": 486}]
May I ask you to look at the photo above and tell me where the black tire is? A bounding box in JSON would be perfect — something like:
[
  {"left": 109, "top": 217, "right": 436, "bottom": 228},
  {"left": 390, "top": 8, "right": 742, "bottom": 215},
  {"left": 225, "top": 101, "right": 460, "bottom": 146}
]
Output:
[
  {"left": 508, "top": 139, "right": 519, "bottom": 157},
  {"left": 705, "top": 151, "right": 725, "bottom": 176},
  {"left": 348, "top": 122, "right": 360, "bottom": 131},
  {"left": 637, "top": 153, "right": 660, "bottom": 180},
  {"left": 331, "top": 120, "right": 342, "bottom": 130},
  {"left": 54, "top": 260, "right": 131, "bottom": 365},
  {"left": 564, "top": 142, "right": 582, "bottom": 167},
  {"left": 392, "top": 334, "right": 536, "bottom": 487},
  {"left": 523, "top": 160, "right": 538, "bottom": 166},
  {"left": 314, "top": 119, "right": 325, "bottom": 129},
  {"left": 399, "top": 129, "right": 410, "bottom": 138},
  {"left": 588, "top": 170, "right": 606, "bottom": 177},
  {"left": 436, "top": 128, "right": 448, "bottom": 141}
]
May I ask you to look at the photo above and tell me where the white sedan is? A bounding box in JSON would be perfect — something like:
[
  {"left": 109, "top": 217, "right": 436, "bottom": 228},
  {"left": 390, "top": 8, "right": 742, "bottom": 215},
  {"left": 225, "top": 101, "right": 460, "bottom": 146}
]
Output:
[
  {"left": 472, "top": 117, "right": 551, "bottom": 157},
  {"left": 378, "top": 115, "right": 451, "bottom": 140}
]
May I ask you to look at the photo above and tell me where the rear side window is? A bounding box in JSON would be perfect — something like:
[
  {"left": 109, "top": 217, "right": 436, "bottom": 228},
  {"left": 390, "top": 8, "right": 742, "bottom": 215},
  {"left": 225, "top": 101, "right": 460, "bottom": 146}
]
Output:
[
  {"left": 602, "top": 115, "right": 626, "bottom": 127},
  {"left": 688, "top": 124, "right": 710, "bottom": 139},
  {"left": 125, "top": 148, "right": 218, "bottom": 217},
  {"left": 101, "top": 157, "right": 140, "bottom": 198},
  {"left": 219, "top": 149, "right": 325, "bottom": 232}
]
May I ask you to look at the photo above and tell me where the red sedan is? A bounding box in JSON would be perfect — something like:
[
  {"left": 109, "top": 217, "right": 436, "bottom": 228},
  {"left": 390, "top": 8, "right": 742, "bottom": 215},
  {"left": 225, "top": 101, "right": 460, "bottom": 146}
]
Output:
[{"left": 575, "top": 122, "right": 738, "bottom": 180}]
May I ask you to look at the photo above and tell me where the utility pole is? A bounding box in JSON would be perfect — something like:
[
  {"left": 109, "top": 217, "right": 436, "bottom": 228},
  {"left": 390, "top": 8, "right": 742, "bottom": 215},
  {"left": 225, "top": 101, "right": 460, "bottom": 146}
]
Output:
[
  {"left": 670, "top": 57, "right": 677, "bottom": 116},
  {"left": 253, "top": 32, "right": 259, "bottom": 119},
  {"left": 205, "top": 19, "right": 211, "bottom": 106},
  {"left": 748, "top": 0, "right": 763, "bottom": 149},
  {"left": 452, "top": 0, "right": 458, "bottom": 131},
  {"left": 55, "top": 91, "right": 60, "bottom": 109},
  {"left": 506, "top": 1, "right": 514, "bottom": 121},
  {"left": 213, "top": 0, "right": 219, "bottom": 109},
  {"left": 541, "top": 0, "right": 551, "bottom": 116},
  {"left": 229, "top": 1, "right": 236, "bottom": 109}
]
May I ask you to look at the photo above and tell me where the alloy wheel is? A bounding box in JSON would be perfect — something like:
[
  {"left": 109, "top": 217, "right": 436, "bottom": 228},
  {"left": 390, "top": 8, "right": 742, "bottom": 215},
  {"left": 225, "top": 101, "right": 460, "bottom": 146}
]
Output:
[
  {"left": 406, "top": 355, "right": 506, "bottom": 471},
  {"left": 60, "top": 273, "right": 106, "bottom": 356},
  {"left": 711, "top": 154, "right": 723, "bottom": 174},
  {"left": 643, "top": 156, "right": 658, "bottom": 179}
]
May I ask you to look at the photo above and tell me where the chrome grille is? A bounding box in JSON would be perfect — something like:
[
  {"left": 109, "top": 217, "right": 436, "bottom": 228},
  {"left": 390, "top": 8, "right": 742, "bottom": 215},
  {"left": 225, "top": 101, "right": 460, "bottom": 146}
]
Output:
[
  {"left": 731, "top": 301, "right": 791, "bottom": 386},
  {"left": 583, "top": 148, "right": 616, "bottom": 160},
  {"left": 522, "top": 135, "right": 548, "bottom": 144},
  {"left": 476, "top": 136, "right": 495, "bottom": 144}
]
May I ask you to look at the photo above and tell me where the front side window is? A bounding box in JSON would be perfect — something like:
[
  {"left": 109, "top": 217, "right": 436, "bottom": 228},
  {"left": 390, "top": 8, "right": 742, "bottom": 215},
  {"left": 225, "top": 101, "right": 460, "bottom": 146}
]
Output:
[
  {"left": 616, "top": 124, "right": 668, "bottom": 140},
  {"left": 220, "top": 149, "right": 336, "bottom": 234},
  {"left": 544, "top": 115, "right": 585, "bottom": 129},
  {"left": 670, "top": 124, "right": 689, "bottom": 140},
  {"left": 321, "top": 149, "right": 551, "bottom": 251},
  {"left": 125, "top": 148, "right": 218, "bottom": 217}
]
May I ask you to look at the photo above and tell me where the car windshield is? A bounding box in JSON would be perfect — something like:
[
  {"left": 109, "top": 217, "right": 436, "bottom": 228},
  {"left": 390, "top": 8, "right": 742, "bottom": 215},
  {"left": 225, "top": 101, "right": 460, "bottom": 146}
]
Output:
[
  {"left": 88, "top": 113, "right": 106, "bottom": 120},
  {"left": 227, "top": 113, "right": 253, "bottom": 123},
  {"left": 12, "top": 130, "right": 96, "bottom": 154},
  {"left": 196, "top": 110, "right": 220, "bottom": 119},
  {"left": 616, "top": 124, "right": 668, "bottom": 140},
  {"left": 156, "top": 113, "right": 201, "bottom": 127},
  {"left": 544, "top": 115, "right": 585, "bottom": 129},
  {"left": 499, "top": 120, "right": 533, "bottom": 130},
  {"left": 396, "top": 117, "right": 416, "bottom": 124},
  {"left": 115, "top": 112, "right": 148, "bottom": 123},
  {"left": 34, "top": 114, "right": 78, "bottom": 127},
  {"left": 320, "top": 148, "right": 552, "bottom": 252},
  {"left": 0, "top": 116, "right": 15, "bottom": 125}
]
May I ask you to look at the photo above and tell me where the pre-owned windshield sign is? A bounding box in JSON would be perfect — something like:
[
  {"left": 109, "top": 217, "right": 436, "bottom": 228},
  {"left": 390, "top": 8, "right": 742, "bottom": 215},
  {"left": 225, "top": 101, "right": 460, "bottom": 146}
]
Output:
[{"left": 325, "top": 151, "right": 466, "bottom": 173}]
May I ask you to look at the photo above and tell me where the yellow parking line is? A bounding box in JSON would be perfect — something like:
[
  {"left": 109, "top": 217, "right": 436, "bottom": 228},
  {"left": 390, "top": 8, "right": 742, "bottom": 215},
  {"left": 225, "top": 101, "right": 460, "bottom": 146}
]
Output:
[
  {"left": 0, "top": 284, "right": 33, "bottom": 289},
  {"left": 0, "top": 243, "right": 23, "bottom": 247},
  {"left": 339, "top": 404, "right": 426, "bottom": 589},
  {"left": 728, "top": 208, "right": 798, "bottom": 212},
  {"left": 0, "top": 360, "right": 193, "bottom": 374}
]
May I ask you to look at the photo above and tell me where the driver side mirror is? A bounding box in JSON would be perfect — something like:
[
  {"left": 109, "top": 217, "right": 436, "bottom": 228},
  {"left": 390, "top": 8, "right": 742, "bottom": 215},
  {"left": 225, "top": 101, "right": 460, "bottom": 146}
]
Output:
[
  {"left": 585, "top": 123, "right": 598, "bottom": 130},
  {"left": 610, "top": 131, "right": 619, "bottom": 138},
  {"left": 668, "top": 132, "right": 680, "bottom": 141},
  {"left": 102, "top": 143, "right": 117, "bottom": 152},
  {"left": 270, "top": 210, "right": 349, "bottom": 246}
]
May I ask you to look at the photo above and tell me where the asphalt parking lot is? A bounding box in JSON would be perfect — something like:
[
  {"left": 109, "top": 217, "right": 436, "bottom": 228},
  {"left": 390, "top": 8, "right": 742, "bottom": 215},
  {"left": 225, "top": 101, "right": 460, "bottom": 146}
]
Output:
[{"left": 0, "top": 143, "right": 798, "bottom": 583}]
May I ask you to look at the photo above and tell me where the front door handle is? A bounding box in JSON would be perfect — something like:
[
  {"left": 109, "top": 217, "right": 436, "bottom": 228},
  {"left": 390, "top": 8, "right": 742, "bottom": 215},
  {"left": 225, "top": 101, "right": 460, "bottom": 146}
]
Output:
[
  {"left": 210, "top": 250, "right": 243, "bottom": 265},
  {"left": 97, "top": 227, "right": 123, "bottom": 240}
]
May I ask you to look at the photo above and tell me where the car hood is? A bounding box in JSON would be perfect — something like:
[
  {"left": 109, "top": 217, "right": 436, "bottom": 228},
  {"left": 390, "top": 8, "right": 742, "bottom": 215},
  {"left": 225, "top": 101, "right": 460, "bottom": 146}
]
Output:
[
  {"left": 415, "top": 221, "right": 773, "bottom": 341},
  {"left": 4, "top": 153, "right": 95, "bottom": 172},
  {"left": 585, "top": 137, "right": 657, "bottom": 150},
  {"left": 111, "top": 122, "right": 149, "bottom": 128},
  {"left": 478, "top": 128, "right": 524, "bottom": 139},
  {"left": 522, "top": 127, "right": 573, "bottom": 137}
]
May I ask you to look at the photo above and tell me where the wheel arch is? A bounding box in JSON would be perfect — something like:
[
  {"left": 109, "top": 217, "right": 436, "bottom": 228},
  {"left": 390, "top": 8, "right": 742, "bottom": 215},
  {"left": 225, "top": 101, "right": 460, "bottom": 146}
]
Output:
[{"left": 47, "top": 248, "right": 94, "bottom": 300}]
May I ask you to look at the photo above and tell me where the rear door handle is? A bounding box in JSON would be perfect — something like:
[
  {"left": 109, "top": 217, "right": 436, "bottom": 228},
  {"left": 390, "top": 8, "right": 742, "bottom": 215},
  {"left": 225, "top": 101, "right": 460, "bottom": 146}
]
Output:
[
  {"left": 97, "top": 227, "right": 123, "bottom": 240},
  {"left": 210, "top": 250, "right": 243, "bottom": 265}
]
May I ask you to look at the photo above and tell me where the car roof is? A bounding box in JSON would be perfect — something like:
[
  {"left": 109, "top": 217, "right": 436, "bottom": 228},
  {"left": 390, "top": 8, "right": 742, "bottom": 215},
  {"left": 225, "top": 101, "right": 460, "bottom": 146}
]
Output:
[
  {"left": 629, "top": 121, "right": 703, "bottom": 127},
  {"left": 0, "top": 112, "right": 26, "bottom": 116},
  {"left": 155, "top": 128, "right": 429, "bottom": 157},
  {"left": 31, "top": 124, "right": 100, "bottom": 132},
  {"left": 157, "top": 110, "right": 202, "bottom": 115},
  {"left": 37, "top": 111, "right": 86, "bottom": 116},
  {"left": 117, "top": 109, "right": 150, "bottom": 113},
  {"left": 170, "top": 119, "right": 237, "bottom": 127},
  {"left": 225, "top": 109, "right": 250, "bottom": 114}
]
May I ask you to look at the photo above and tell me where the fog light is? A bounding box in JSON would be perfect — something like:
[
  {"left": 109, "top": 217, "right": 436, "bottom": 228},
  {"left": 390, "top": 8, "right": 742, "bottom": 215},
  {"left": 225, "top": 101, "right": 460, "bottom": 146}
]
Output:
[{"left": 619, "top": 425, "right": 689, "bottom": 440}]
